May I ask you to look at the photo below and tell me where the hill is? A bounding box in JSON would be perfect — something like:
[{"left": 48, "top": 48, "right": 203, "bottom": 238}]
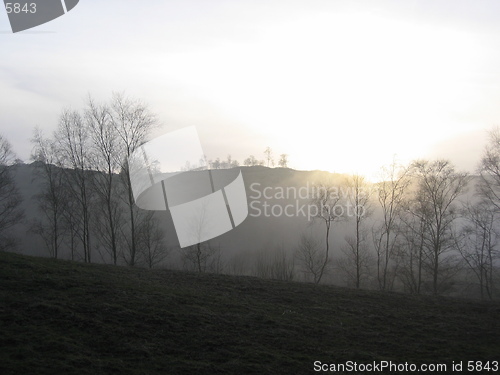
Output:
[
  {"left": 10, "top": 163, "right": 345, "bottom": 261},
  {"left": 0, "top": 251, "right": 499, "bottom": 374},
  {"left": 9, "top": 163, "right": 497, "bottom": 297}
]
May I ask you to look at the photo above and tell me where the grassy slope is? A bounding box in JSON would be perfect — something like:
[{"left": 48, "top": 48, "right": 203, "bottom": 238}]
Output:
[{"left": 0, "top": 252, "right": 499, "bottom": 375}]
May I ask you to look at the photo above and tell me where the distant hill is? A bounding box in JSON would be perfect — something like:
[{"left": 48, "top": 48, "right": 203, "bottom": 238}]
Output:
[
  {"left": 0, "top": 251, "right": 499, "bottom": 374},
  {"left": 7, "top": 162, "right": 494, "bottom": 297},
  {"left": 9, "top": 163, "right": 353, "bottom": 265}
]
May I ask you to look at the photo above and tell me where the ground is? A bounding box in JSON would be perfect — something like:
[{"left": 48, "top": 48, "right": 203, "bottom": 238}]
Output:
[{"left": 0, "top": 251, "right": 499, "bottom": 374}]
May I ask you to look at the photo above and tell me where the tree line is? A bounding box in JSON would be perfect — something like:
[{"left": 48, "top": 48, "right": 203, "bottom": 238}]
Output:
[
  {"left": 206, "top": 147, "right": 289, "bottom": 169},
  {"left": 292, "top": 144, "right": 499, "bottom": 299},
  {"left": 239, "top": 148, "right": 498, "bottom": 300},
  {"left": 0, "top": 94, "right": 498, "bottom": 299},
  {"left": 23, "top": 93, "right": 168, "bottom": 267},
  {"left": 0, "top": 93, "right": 289, "bottom": 270}
]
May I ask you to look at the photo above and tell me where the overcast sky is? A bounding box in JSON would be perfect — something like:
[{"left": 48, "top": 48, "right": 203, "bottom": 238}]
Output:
[{"left": 2, "top": 0, "right": 500, "bottom": 179}]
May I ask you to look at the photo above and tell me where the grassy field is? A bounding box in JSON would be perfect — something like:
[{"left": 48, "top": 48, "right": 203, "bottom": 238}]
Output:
[{"left": 0, "top": 251, "right": 499, "bottom": 374}]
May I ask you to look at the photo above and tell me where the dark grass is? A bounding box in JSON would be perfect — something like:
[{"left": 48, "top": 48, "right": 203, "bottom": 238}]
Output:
[{"left": 0, "top": 252, "right": 499, "bottom": 374}]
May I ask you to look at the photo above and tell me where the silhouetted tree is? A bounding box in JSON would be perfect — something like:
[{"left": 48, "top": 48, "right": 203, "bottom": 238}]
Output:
[
  {"left": 310, "top": 178, "right": 347, "bottom": 284},
  {"left": 264, "top": 147, "right": 274, "bottom": 167},
  {"left": 211, "top": 157, "right": 221, "bottom": 169},
  {"left": 0, "top": 134, "right": 24, "bottom": 250},
  {"left": 278, "top": 154, "right": 289, "bottom": 168},
  {"left": 397, "top": 209, "right": 426, "bottom": 294},
  {"left": 55, "top": 110, "right": 95, "bottom": 263},
  {"left": 295, "top": 233, "right": 325, "bottom": 283},
  {"left": 340, "top": 175, "right": 372, "bottom": 288},
  {"left": 373, "top": 161, "right": 410, "bottom": 290},
  {"left": 31, "top": 128, "right": 67, "bottom": 259},
  {"left": 454, "top": 201, "right": 498, "bottom": 299},
  {"left": 110, "top": 92, "right": 157, "bottom": 266},
  {"left": 220, "top": 154, "right": 239, "bottom": 169},
  {"left": 409, "top": 160, "right": 469, "bottom": 295},
  {"left": 86, "top": 96, "right": 124, "bottom": 265},
  {"left": 137, "top": 212, "right": 170, "bottom": 269},
  {"left": 244, "top": 155, "right": 263, "bottom": 166},
  {"left": 478, "top": 127, "right": 500, "bottom": 210},
  {"left": 181, "top": 240, "right": 222, "bottom": 273}
]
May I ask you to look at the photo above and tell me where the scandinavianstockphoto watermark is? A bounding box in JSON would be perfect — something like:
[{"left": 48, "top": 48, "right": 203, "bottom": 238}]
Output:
[{"left": 248, "top": 182, "right": 367, "bottom": 221}]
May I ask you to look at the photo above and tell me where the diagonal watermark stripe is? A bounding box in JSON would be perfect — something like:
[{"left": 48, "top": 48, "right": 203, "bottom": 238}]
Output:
[
  {"left": 128, "top": 126, "right": 248, "bottom": 248},
  {"left": 3, "top": 0, "right": 79, "bottom": 33}
]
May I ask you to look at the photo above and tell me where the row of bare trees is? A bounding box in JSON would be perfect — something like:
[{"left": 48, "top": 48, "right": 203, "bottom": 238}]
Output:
[
  {"left": 2, "top": 93, "right": 498, "bottom": 298},
  {"left": 30, "top": 93, "right": 169, "bottom": 267},
  {"left": 293, "top": 132, "right": 500, "bottom": 298},
  {"left": 244, "top": 147, "right": 289, "bottom": 168},
  {"left": 208, "top": 148, "right": 289, "bottom": 169}
]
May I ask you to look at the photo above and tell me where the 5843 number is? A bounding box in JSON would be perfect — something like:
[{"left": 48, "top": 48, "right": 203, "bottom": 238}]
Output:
[{"left": 5, "top": 3, "right": 37, "bottom": 14}]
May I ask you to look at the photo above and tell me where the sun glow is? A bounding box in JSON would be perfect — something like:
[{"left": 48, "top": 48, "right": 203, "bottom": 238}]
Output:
[{"left": 163, "top": 11, "right": 484, "bottom": 180}]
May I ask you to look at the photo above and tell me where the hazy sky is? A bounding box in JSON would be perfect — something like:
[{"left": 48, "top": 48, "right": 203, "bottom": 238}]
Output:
[{"left": 2, "top": 0, "right": 500, "bottom": 179}]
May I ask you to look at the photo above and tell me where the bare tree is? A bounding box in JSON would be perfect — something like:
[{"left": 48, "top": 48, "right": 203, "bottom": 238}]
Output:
[
  {"left": 310, "top": 178, "right": 347, "bottom": 284},
  {"left": 181, "top": 240, "right": 221, "bottom": 273},
  {"left": 295, "top": 233, "right": 324, "bottom": 283},
  {"left": 209, "top": 245, "right": 225, "bottom": 274},
  {"left": 31, "top": 128, "right": 70, "bottom": 258},
  {"left": 264, "top": 147, "right": 274, "bottom": 167},
  {"left": 110, "top": 92, "right": 157, "bottom": 266},
  {"left": 244, "top": 155, "right": 263, "bottom": 167},
  {"left": 478, "top": 127, "right": 500, "bottom": 211},
  {"left": 470, "top": 127, "right": 500, "bottom": 298},
  {"left": 397, "top": 211, "right": 425, "bottom": 294},
  {"left": 409, "top": 160, "right": 470, "bottom": 295},
  {"left": 176, "top": 193, "right": 227, "bottom": 273},
  {"left": 373, "top": 161, "right": 410, "bottom": 290},
  {"left": 61, "top": 194, "right": 82, "bottom": 261},
  {"left": 454, "top": 201, "right": 498, "bottom": 299},
  {"left": 278, "top": 154, "right": 289, "bottom": 168},
  {"left": 0, "top": 134, "right": 24, "bottom": 250},
  {"left": 341, "top": 174, "right": 372, "bottom": 288},
  {"left": 221, "top": 154, "right": 239, "bottom": 169},
  {"left": 137, "top": 212, "right": 170, "bottom": 269},
  {"left": 338, "top": 235, "right": 372, "bottom": 288},
  {"left": 86, "top": 96, "right": 124, "bottom": 265},
  {"left": 55, "top": 110, "right": 95, "bottom": 263},
  {"left": 211, "top": 157, "right": 221, "bottom": 169},
  {"left": 227, "top": 154, "right": 239, "bottom": 168}
]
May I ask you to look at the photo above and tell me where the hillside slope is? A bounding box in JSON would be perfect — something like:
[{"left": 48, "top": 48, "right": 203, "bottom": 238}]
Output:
[
  {"left": 9, "top": 163, "right": 350, "bottom": 261},
  {"left": 0, "top": 252, "right": 499, "bottom": 374}
]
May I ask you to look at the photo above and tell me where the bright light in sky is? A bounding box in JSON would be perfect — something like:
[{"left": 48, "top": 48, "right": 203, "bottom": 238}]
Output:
[
  {"left": 157, "top": 11, "right": 487, "bottom": 180},
  {"left": 1, "top": 1, "right": 500, "bottom": 181}
]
